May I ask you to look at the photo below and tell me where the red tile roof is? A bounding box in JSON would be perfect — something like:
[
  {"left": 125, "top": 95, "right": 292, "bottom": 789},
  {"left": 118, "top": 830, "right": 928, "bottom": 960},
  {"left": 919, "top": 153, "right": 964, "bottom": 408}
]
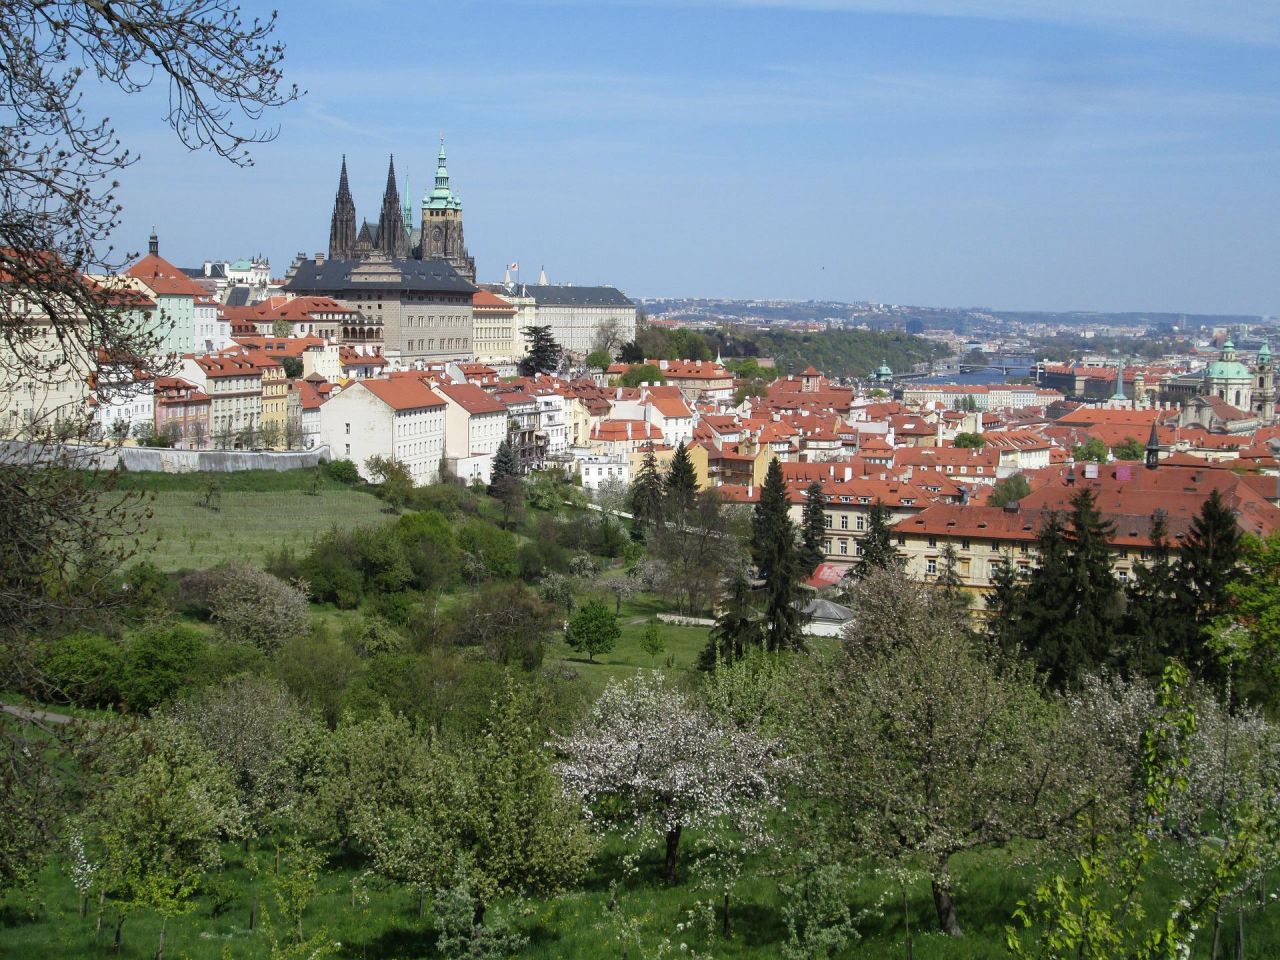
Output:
[{"left": 359, "top": 378, "right": 445, "bottom": 411}]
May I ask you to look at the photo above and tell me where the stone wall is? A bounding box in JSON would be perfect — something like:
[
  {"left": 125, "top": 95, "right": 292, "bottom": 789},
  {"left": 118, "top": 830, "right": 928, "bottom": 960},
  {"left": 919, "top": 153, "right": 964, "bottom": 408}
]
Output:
[{"left": 0, "top": 440, "right": 332, "bottom": 474}]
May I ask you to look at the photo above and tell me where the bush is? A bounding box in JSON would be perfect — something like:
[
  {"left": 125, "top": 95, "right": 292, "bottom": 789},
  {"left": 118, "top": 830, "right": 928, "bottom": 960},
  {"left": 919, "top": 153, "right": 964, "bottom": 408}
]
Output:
[
  {"left": 118, "top": 560, "right": 171, "bottom": 618},
  {"left": 41, "top": 633, "right": 124, "bottom": 706},
  {"left": 206, "top": 561, "right": 311, "bottom": 652},
  {"left": 325, "top": 458, "right": 361, "bottom": 484},
  {"left": 395, "top": 509, "right": 461, "bottom": 591},
  {"left": 339, "top": 616, "right": 405, "bottom": 658},
  {"left": 457, "top": 519, "right": 518, "bottom": 580},
  {"left": 447, "top": 583, "right": 558, "bottom": 670},
  {"left": 272, "top": 626, "right": 364, "bottom": 728},
  {"left": 118, "top": 624, "right": 205, "bottom": 712}
]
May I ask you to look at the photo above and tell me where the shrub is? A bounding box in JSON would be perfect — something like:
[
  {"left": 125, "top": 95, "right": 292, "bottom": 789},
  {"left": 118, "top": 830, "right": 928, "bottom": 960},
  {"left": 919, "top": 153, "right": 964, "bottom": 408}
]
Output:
[
  {"left": 206, "top": 562, "right": 311, "bottom": 652},
  {"left": 325, "top": 458, "right": 361, "bottom": 484},
  {"left": 395, "top": 509, "right": 461, "bottom": 591},
  {"left": 457, "top": 519, "right": 518, "bottom": 580},
  {"left": 41, "top": 633, "right": 124, "bottom": 707},
  {"left": 272, "top": 627, "right": 364, "bottom": 728},
  {"left": 447, "top": 583, "right": 558, "bottom": 670},
  {"left": 118, "top": 623, "right": 206, "bottom": 712},
  {"left": 340, "top": 616, "right": 405, "bottom": 658},
  {"left": 118, "top": 560, "right": 171, "bottom": 618}
]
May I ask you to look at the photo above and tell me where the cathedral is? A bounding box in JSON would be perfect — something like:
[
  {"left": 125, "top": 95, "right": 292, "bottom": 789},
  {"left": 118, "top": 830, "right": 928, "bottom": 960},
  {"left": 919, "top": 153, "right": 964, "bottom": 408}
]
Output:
[{"left": 327, "top": 139, "right": 477, "bottom": 283}]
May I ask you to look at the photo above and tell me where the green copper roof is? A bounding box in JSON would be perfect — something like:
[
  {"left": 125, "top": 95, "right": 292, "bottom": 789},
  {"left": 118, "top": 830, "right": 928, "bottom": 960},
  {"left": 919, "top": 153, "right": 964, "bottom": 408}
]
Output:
[
  {"left": 876, "top": 362, "right": 892, "bottom": 377},
  {"left": 1204, "top": 360, "right": 1250, "bottom": 380},
  {"left": 424, "top": 136, "right": 462, "bottom": 212},
  {"left": 1259, "top": 340, "right": 1271, "bottom": 360}
]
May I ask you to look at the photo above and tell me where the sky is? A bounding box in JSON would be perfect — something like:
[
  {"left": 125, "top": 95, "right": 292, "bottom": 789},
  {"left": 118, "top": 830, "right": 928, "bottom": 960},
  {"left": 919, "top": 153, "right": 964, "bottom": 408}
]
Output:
[{"left": 98, "top": 0, "right": 1280, "bottom": 315}]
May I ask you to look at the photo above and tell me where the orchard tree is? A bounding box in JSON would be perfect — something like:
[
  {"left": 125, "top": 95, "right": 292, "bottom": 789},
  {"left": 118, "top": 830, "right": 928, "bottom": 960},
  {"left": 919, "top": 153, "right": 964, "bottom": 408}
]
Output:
[
  {"left": 83, "top": 721, "right": 245, "bottom": 958},
  {"left": 554, "top": 674, "right": 785, "bottom": 884},
  {"left": 206, "top": 561, "right": 310, "bottom": 652},
  {"left": 566, "top": 599, "right": 620, "bottom": 663},
  {"left": 813, "top": 569, "right": 1124, "bottom": 937}
]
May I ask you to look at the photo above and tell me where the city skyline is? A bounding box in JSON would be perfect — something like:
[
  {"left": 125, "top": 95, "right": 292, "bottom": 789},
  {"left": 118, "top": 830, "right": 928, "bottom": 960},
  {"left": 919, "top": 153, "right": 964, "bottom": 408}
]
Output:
[{"left": 99, "top": 0, "right": 1279, "bottom": 315}]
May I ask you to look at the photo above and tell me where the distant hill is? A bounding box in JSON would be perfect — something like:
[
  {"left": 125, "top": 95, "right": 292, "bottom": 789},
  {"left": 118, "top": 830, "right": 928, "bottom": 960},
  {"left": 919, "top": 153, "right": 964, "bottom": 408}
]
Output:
[{"left": 710, "top": 328, "right": 950, "bottom": 379}]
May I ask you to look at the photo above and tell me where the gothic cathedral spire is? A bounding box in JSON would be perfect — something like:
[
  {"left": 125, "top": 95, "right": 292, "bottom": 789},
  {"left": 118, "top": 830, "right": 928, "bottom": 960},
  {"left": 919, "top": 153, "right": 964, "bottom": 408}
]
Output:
[
  {"left": 377, "top": 155, "right": 409, "bottom": 259},
  {"left": 328, "top": 155, "right": 357, "bottom": 260}
]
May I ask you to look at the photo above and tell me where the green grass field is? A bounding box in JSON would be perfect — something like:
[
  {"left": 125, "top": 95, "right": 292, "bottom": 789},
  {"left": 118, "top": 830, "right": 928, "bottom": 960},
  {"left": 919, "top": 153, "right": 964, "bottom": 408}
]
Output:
[{"left": 106, "top": 470, "right": 394, "bottom": 572}]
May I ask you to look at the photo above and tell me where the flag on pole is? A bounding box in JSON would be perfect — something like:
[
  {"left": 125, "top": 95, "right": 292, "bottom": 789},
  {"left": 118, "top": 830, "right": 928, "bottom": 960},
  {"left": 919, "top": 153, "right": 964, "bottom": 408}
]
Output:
[{"left": 508, "top": 262, "right": 520, "bottom": 270}]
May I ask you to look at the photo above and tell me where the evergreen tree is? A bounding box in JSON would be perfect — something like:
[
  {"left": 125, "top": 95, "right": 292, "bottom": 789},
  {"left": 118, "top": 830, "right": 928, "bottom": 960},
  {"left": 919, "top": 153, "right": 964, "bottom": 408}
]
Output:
[
  {"left": 1174, "top": 488, "right": 1243, "bottom": 681},
  {"left": 698, "top": 566, "right": 763, "bottom": 669},
  {"left": 518, "top": 325, "right": 563, "bottom": 376},
  {"left": 665, "top": 441, "right": 698, "bottom": 520},
  {"left": 1122, "top": 510, "right": 1181, "bottom": 678},
  {"left": 985, "top": 552, "right": 1025, "bottom": 650},
  {"left": 799, "top": 481, "right": 827, "bottom": 575},
  {"left": 936, "top": 542, "right": 969, "bottom": 612},
  {"left": 853, "top": 500, "right": 901, "bottom": 579},
  {"left": 489, "top": 440, "right": 520, "bottom": 492},
  {"left": 629, "top": 445, "right": 666, "bottom": 531},
  {"left": 750, "top": 458, "right": 805, "bottom": 652},
  {"left": 1012, "top": 491, "right": 1124, "bottom": 690}
]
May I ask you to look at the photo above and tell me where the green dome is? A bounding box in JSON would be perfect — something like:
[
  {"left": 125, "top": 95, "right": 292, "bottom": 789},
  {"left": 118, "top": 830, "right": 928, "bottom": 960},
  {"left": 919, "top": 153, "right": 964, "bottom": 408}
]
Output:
[
  {"left": 1204, "top": 360, "right": 1250, "bottom": 380},
  {"left": 876, "top": 363, "right": 892, "bottom": 377}
]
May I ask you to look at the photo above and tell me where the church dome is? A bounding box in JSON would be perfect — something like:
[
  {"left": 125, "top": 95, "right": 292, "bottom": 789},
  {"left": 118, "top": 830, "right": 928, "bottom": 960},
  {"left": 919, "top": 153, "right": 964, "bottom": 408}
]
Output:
[{"left": 1204, "top": 360, "right": 1250, "bottom": 380}]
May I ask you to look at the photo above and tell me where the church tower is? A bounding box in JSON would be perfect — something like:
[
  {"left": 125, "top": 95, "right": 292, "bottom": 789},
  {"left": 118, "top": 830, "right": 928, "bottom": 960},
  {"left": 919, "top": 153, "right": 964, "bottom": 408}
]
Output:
[
  {"left": 328, "top": 156, "right": 357, "bottom": 261},
  {"left": 1255, "top": 340, "right": 1276, "bottom": 423},
  {"left": 421, "top": 137, "right": 476, "bottom": 283},
  {"left": 376, "top": 156, "right": 410, "bottom": 259}
]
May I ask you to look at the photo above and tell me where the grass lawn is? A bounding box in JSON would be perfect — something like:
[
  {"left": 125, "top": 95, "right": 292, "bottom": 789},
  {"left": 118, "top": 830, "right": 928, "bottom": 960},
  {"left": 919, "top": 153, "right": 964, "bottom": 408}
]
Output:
[{"left": 120, "top": 487, "right": 394, "bottom": 572}]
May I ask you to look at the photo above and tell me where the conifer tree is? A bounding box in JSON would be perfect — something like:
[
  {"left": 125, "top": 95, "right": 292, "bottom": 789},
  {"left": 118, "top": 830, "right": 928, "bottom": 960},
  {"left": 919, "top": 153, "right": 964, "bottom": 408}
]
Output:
[
  {"left": 665, "top": 441, "right": 698, "bottom": 520},
  {"left": 698, "top": 566, "right": 763, "bottom": 670},
  {"left": 985, "top": 552, "right": 1025, "bottom": 650},
  {"left": 936, "top": 542, "right": 969, "bottom": 612},
  {"left": 751, "top": 458, "right": 805, "bottom": 652},
  {"left": 1011, "top": 491, "right": 1123, "bottom": 690},
  {"left": 489, "top": 440, "right": 520, "bottom": 492},
  {"left": 799, "top": 481, "right": 827, "bottom": 575},
  {"left": 518, "top": 325, "right": 563, "bottom": 376},
  {"left": 1173, "top": 488, "right": 1243, "bottom": 683},
  {"left": 1122, "top": 510, "right": 1182, "bottom": 679},
  {"left": 629, "top": 445, "right": 666, "bottom": 531},
  {"left": 853, "top": 500, "right": 901, "bottom": 579}
]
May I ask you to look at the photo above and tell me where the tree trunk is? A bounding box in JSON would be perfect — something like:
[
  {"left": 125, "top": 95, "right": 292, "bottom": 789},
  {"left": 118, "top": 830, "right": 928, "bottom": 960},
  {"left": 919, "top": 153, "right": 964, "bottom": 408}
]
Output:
[
  {"left": 155, "top": 915, "right": 167, "bottom": 960},
  {"left": 274, "top": 846, "right": 281, "bottom": 874},
  {"left": 418, "top": 889, "right": 426, "bottom": 920},
  {"left": 664, "top": 826, "right": 683, "bottom": 884},
  {"left": 1236, "top": 903, "right": 1245, "bottom": 960},
  {"left": 902, "top": 882, "right": 914, "bottom": 960},
  {"left": 930, "top": 877, "right": 963, "bottom": 937},
  {"left": 113, "top": 914, "right": 125, "bottom": 953},
  {"left": 473, "top": 898, "right": 486, "bottom": 927},
  {"left": 1212, "top": 902, "right": 1224, "bottom": 960},
  {"left": 722, "top": 891, "right": 731, "bottom": 938},
  {"left": 248, "top": 886, "right": 257, "bottom": 931},
  {"left": 94, "top": 892, "right": 106, "bottom": 940},
  {"left": 79, "top": 893, "right": 86, "bottom": 919}
]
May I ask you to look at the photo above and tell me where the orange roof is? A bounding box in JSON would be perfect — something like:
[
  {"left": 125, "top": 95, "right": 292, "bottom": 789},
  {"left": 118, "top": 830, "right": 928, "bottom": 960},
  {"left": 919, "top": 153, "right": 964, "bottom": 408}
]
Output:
[
  {"left": 472, "top": 290, "right": 514, "bottom": 311},
  {"left": 436, "top": 381, "right": 508, "bottom": 415},
  {"left": 359, "top": 378, "right": 445, "bottom": 411},
  {"left": 126, "top": 254, "right": 207, "bottom": 297},
  {"left": 591, "top": 420, "right": 663, "bottom": 442}
]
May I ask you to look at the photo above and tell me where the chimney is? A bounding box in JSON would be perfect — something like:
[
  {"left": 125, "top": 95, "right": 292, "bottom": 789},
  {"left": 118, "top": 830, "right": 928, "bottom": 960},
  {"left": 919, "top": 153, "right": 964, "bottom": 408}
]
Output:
[
  {"left": 315, "top": 252, "right": 325, "bottom": 264},
  {"left": 626, "top": 421, "right": 632, "bottom": 440}
]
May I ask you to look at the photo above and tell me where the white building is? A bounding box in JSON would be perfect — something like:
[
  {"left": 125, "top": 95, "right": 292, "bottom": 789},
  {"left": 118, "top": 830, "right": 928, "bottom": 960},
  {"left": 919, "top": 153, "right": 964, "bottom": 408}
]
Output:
[
  {"left": 520, "top": 284, "right": 636, "bottom": 357},
  {"left": 578, "top": 453, "right": 631, "bottom": 491},
  {"left": 317, "top": 378, "right": 445, "bottom": 485},
  {"left": 436, "top": 381, "right": 509, "bottom": 485}
]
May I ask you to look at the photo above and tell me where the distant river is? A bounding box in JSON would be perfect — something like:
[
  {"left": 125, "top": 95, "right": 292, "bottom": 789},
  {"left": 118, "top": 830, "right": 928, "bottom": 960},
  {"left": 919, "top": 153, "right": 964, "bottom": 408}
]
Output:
[{"left": 911, "top": 365, "right": 1032, "bottom": 385}]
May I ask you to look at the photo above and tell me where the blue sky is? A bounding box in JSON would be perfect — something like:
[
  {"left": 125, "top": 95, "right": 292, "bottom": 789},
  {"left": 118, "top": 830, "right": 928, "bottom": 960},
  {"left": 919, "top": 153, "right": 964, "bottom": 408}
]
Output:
[{"left": 102, "top": 0, "right": 1280, "bottom": 314}]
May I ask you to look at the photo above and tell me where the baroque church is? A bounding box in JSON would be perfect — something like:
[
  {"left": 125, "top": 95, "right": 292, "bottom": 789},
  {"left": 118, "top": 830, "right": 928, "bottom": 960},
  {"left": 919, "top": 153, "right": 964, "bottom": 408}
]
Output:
[{"left": 327, "top": 138, "right": 477, "bottom": 284}]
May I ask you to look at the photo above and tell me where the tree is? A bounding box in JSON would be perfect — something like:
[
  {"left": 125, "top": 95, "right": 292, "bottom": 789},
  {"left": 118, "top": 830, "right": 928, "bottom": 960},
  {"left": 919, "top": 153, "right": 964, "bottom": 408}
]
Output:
[
  {"left": 553, "top": 674, "right": 784, "bottom": 883},
  {"left": 272, "top": 318, "right": 292, "bottom": 339},
  {"left": 590, "top": 317, "right": 625, "bottom": 356},
  {"left": 83, "top": 721, "right": 245, "bottom": 958},
  {"left": 366, "top": 454, "right": 412, "bottom": 510},
  {"left": 617, "top": 363, "right": 667, "bottom": 387},
  {"left": 1122, "top": 510, "right": 1182, "bottom": 678},
  {"left": 639, "top": 620, "right": 666, "bottom": 667},
  {"left": 813, "top": 569, "right": 1124, "bottom": 937},
  {"left": 852, "top": 499, "right": 900, "bottom": 578},
  {"left": 649, "top": 489, "right": 740, "bottom": 616},
  {"left": 206, "top": 561, "right": 310, "bottom": 653},
  {"left": 953, "top": 431, "right": 986, "bottom": 448},
  {"left": 751, "top": 458, "right": 805, "bottom": 651},
  {"left": 936, "top": 542, "right": 969, "bottom": 611},
  {"left": 665, "top": 440, "right": 698, "bottom": 517},
  {"left": 1175, "top": 488, "right": 1243, "bottom": 679},
  {"left": 629, "top": 444, "right": 666, "bottom": 531},
  {"left": 586, "top": 348, "right": 613, "bottom": 370},
  {"left": 450, "top": 582, "right": 559, "bottom": 670},
  {"left": 489, "top": 440, "right": 520, "bottom": 492},
  {"left": 989, "top": 472, "right": 1032, "bottom": 507},
  {"left": 799, "top": 480, "right": 827, "bottom": 575},
  {"left": 518, "top": 325, "right": 562, "bottom": 376},
  {"left": 1072, "top": 437, "right": 1109, "bottom": 463},
  {"left": 565, "top": 599, "right": 620, "bottom": 663},
  {"left": 1003, "top": 492, "right": 1124, "bottom": 690},
  {"left": 280, "top": 355, "right": 303, "bottom": 379},
  {"left": 699, "top": 564, "right": 764, "bottom": 670},
  {"left": 1220, "top": 532, "right": 1280, "bottom": 710},
  {"left": 1110, "top": 435, "right": 1144, "bottom": 461},
  {"left": 170, "top": 676, "right": 322, "bottom": 843}
]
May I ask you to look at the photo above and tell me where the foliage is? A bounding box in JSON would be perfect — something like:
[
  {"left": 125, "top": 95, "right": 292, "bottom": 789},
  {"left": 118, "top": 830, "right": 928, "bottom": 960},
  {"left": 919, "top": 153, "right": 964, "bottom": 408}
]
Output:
[
  {"left": 365, "top": 454, "right": 413, "bottom": 509},
  {"left": 81, "top": 721, "right": 244, "bottom": 955},
  {"left": 118, "top": 623, "right": 207, "bottom": 712},
  {"left": 205, "top": 561, "right": 310, "bottom": 652},
  {"left": 566, "top": 599, "right": 621, "bottom": 663},
  {"left": 618, "top": 363, "right": 667, "bottom": 387},
  {"left": 750, "top": 458, "right": 804, "bottom": 652},
  {"left": 649, "top": 489, "right": 742, "bottom": 616},
  {"left": 629, "top": 445, "right": 667, "bottom": 531},
  {"left": 813, "top": 569, "right": 1126, "bottom": 936},
  {"left": 1173, "top": 488, "right": 1243, "bottom": 685},
  {"left": 718, "top": 327, "right": 948, "bottom": 379},
  {"left": 39, "top": 632, "right": 125, "bottom": 707},
  {"left": 639, "top": 620, "right": 667, "bottom": 666},
  {"left": 458, "top": 519, "right": 519, "bottom": 580},
  {"left": 699, "top": 564, "right": 764, "bottom": 670},
  {"left": 665, "top": 441, "right": 698, "bottom": 516},
  {"left": 954, "top": 431, "right": 987, "bottom": 448},
  {"left": 798, "top": 480, "right": 827, "bottom": 575},
  {"left": 489, "top": 440, "right": 520, "bottom": 492},
  {"left": 434, "top": 877, "right": 528, "bottom": 960},
  {"left": 1110, "top": 435, "right": 1145, "bottom": 461},
  {"left": 554, "top": 674, "right": 785, "bottom": 883},
  {"left": 518, "top": 325, "right": 563, "bottom": 377},
  {"left": 1005, "top": 662, "right": 1276, "bottom": 960},
  {"left": 989, "top": 472, "right": 1032, "bottom": 507},
  {"left": 586, "top": 348, "right": 614, "bottom": 370},
  {"left": 851, "top": 499, "right": 901, "bottom": 579},
  {"left": 324, "top": 458, "right": 362, "bottom": 485},
  {"left": 1072, "top": 438, "right": 1109, "bottom": 463},
  {"left": 451, "top": 582, "right": 559, "bottom": 670},
  {"left": 1220, "top": 532, "right": 1280, "bottom": 709},
  {"left": 271, "top": 628, "right": 364, "bottom": 728}
]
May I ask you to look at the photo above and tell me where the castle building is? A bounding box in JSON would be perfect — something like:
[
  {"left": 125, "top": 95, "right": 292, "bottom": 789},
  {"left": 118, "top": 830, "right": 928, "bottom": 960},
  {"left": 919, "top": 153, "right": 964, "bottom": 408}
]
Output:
[{"left": 325, "top": 140, "right": 475, "bottom": 283}]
